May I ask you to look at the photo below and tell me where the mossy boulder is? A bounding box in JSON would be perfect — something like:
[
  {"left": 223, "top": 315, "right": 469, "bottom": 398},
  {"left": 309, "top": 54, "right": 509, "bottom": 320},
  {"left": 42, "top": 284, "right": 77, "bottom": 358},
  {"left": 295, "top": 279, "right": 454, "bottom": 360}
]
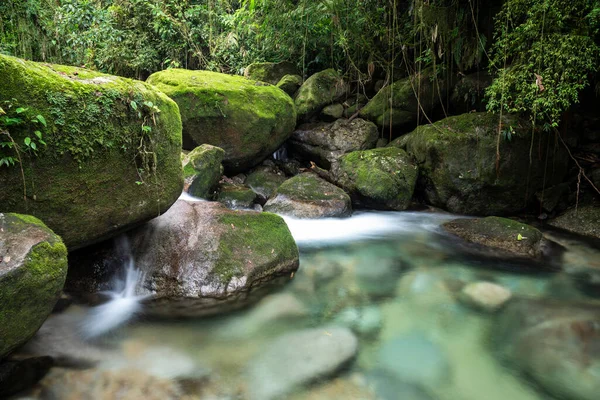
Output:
[
  {"left": 264, "top": 173, "right": 352, "bottom": 218},
  {"left": 548, "top": 204, "right": 600, "bottom": 240},
  {"left": 0, "top": 213, "right": 67, "bottom": 359},
  {"left": 0, "top": 54, "right": 183, "bottom": 250},
  {"left": 216, "top": 183, "right": 258, "bottom": 210},
  {"left": 360, "top": 68, "right": 448, "bottom": 129},
  {"left": 295, "top": 69, "right": 349, "bottom": 120},
  {"left": 245, "top": 166, "right": 287, "bottom": 202},
  {"left": 391, "top": 112, "right": 568, "bottom": 215},
  {"left": 442, "top": 216, "right": 548, "bottom": 260},
  {"left": 320, "top": 103, "right": 344, "bottom": 121},
  {"left": 147, "top": 69, "right": 296, "bottom": 173},
  {"left": 66, "top": 201, "right": 299, "bottom": 318},
  {"left": 276, "top": 74, "right": 303, "bottom": 97},
  {"left": 330, "top": 147, "right": 418, "bottom": 210},
  {"left": 290, "top": 118, "right": 379, "bottom": 169},
  {"left": 244, "top": 61, "right": 299, "bottom": 85},
  {"left": 449, "top": 72, "right": 491, "bottom": 114},
  {"left": 182, "top": 144, "right": 224, "bottom": 198}
]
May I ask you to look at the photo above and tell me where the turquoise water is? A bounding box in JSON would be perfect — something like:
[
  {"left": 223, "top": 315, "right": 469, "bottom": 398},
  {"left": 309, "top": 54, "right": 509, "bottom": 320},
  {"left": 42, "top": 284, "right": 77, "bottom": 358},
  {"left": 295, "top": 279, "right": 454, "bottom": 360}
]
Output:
[{"left": 16, "top": 211, "right": 600, "bottom": 400}]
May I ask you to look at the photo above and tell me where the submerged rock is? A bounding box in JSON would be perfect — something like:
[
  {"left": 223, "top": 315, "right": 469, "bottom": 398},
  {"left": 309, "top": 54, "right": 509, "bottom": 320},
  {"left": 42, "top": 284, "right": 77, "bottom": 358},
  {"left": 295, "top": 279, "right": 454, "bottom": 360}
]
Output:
[
  {"left": 216, "top": 182, "right": 258, "bottom": 210},
  {"left": 442, "top": 217, "right": 549, "bottom": 261},
  {"left": 331, "top": 147, "right": 418, "bottom": 210},
  {"left": 0, "top": 356, "right": 54, "bottom": 397},
  {"left": 393, "top": 112, "right": 568, "bottom": 215},
  {"left": 147, "top": 68, "right": 296, "bottom": 173},
  {"left": 264, "top": 173, "right": 352, "bottom": 218},
  {"left": 246, "top": 327, "right": 358, "bottom": 400},
  {"left": 295, "top": 69, "right": 349, "bottom": 120},
  {"left": 459, "top": 281, "right": 512, "bottom": 312},
  {"left": 290, "top": 118, "right": 378, "bottom": 168},
  {"left": 183, "top": 144, "right": 224, "bottom": 198},
  {"left": 360, "top": 68, "right": 448, "bottom": 129},
  {"left": 67, "top": 201, "right": 299, "bottom": 317},
  {"left": 244, "top": 61, "right": 299, "bottom": 85},
  {"left": 495, "top": 299, "right": 600, "bottom": 400},
  {"left": 0, "top": 213, "right": 67, "bottom": 359},
  {"left": 548, "top": 204, "right": 600, "bottom": 240},
  {"left": 0, "top": 54, "right": 183, "bottom": 249}
]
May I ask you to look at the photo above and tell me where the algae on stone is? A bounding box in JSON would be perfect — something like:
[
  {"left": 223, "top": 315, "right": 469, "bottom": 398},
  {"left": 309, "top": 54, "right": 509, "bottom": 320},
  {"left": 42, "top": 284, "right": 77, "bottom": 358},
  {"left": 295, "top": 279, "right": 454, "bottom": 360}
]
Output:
[
  {"left": 0, "top": 213, "right": 68, "bottom": 358},
  {"left": 295, "top": 69, "right": 349, "bottom": 120},
  {"left": 216, "top": 183, "right": 257, "bottom": 210},
  {"left": 147, "top": 68, "right": 296, "bottom": 173},
  {"left": 276, "top": 74, "right": 303, "bottom": 97},
  {"left": 331, "top": 147, "right": 418, "bottom": 210},
  {"left": 0, "top": 54, "right": 183, "bottom": 249},
  {"left": 244, "top": 61, "right": 299, "bottom": 85},
  {"left": 183, "top": 144, "right": 224, "bottom": 198}
]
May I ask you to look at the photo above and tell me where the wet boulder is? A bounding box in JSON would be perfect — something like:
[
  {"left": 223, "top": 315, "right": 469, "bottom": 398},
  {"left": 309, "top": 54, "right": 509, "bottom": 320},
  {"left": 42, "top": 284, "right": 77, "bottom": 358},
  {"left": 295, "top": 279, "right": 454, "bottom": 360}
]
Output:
[
  {"left": 360, "top": 68, "right": 448, "bottom": 129},
  {"left": 0, "top": 54, "right": 183, "bottom": 249},
  {"left": 216, "top": 183, "right": 258, "bottom": 210},
  {"left": 264, "top": 173, "right": 352, "bottom": 218},
  {"left": 182, "top": 144, "right": 224, "bottom": 198},
  {"left": 495, "top": 299, "right": 600, "bottom": 400},
  {"left": 392, "top": 112, "right": 568, "bottom": 215},
  {"left": 330, "top": 147, "right": 418, "bottom": 210},
  {"left": 548, "top": 204, "right": 600, "bottom": 240},
  {"left": 295, "top": 69, "right": 349, "bottom": 120},
  {"left": 0, "top": 213, "right": 67, "bottom": 359},
  {"left": 290, "top": 118, "right": 378, "bottom": 169},
  {"left": 458, "top": 281, "right": 512, "bottom": 312},
  {"left": 244, "top": 166, "right": 287, "bottom": 203},
  {"left": 244, "top": 61, "right": 299, "bottom": 85},
  {"left": 276, "top": 74, "right": 303, "bottom": 97},
  {"left": 147, "top": 69, "right": 296, "bottom": 173},
  {"left": 67, "top": 201, "right": 299, "bottom": 318},
  {"left": 442, "top": 216, "right": 549, "bottom": 261}
]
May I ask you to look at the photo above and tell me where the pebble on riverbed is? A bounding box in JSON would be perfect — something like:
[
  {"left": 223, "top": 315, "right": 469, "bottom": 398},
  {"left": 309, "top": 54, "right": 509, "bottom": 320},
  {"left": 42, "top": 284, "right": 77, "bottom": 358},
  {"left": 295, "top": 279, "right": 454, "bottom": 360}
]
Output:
[{"left": 459, "top": 281, "right": 512, "bottom": 312}]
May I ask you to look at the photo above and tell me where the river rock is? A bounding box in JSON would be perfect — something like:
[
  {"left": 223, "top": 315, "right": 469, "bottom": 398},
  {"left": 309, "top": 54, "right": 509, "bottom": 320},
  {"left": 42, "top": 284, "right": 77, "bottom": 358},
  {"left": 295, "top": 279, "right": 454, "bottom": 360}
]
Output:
[
  {"left": 246, "top": 327, "right": 358, "bottom": 400},
  {"left": 320, "top": 103, "right": 344, "bottom": 121},
  {"left": 67, "top": 201, "right": 299, "bottom": 317},
  {"left": 333, "top": 306, "right": 383, "bottom": 337},
  {"left": 392, "top": 112, "right": 568, "bottom": 215},
  {"left": 277, "top": 74, "right": 303, "bottom": 97},
  {"left": 244, "top": 61, "right": 299, "bottom": 85},
  {"left": 0, "top": 213, "right": 67, "bottom": 359},
  {"left": 264, "top": 173, "right": 352, "bottom": 218},
  {"left": 449, "top": 71, "right": 491, "bottom": 113},
  {"left": 360, "top": 68, "right": 448, "bottom": 129},
  {"left": 330, "top": 147, "right": 418, "bottom": 210},
  {"left": 0, "top": 356, "right": 54, "bottom": 397},
  {"left": 0, "top": 54, "right": 183, "bottom": 249},
  {"left": 295, "top": 69, "right": 349, "bottom": 120},
  {"left": 548, "top": 204, "right": 600, "bottom": 240},
  {"left": 147, "top": 68, "right": 296, "bottom": 173},
  {"left": 442, "top": 217, "right": 549, "bottom": 260},
  {"left": 459, "top": 281, "right": 512, "bottom": 312},
  {"left": 244, "top": 166, "right": 287, "bottom": 203},
  {"left": 290, "top": 118, "right": 378, "bottom": 168},
  {"left": 216, "top": 183, "right": 258, "bottom": 210},
  {"left": 495, "top": 299, "right": 600, "bottom": 400},
  {"left": 183, "top": 144, "right": 224, "bottom": 198}
]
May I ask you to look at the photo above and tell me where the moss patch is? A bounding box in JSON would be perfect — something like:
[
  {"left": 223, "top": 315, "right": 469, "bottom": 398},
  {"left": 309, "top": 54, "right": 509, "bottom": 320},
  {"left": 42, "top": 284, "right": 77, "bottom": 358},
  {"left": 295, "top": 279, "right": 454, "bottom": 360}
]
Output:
[
  {"left": 295, "top": 69, "right": 348, "bottom": 120},
  {"left": 244, "top": 62, "right": 299, "bottom": 85},
  {"left": 183, "top": 144, "right": 224, "bottom": 198}
]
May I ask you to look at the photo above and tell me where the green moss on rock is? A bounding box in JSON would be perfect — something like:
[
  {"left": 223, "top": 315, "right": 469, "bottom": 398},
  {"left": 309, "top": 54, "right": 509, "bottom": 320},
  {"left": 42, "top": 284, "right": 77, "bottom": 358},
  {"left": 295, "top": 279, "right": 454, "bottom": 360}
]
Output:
[
  {"left": 245, "top": 166, "right": 287, "bottom": 200},
  {"left": 331, "top": 147, "right": 418, "bottom": 210},
  {"left": 0, "top": 213, "right": 68, "bottom": 358},
  {"left": 217, "top": 183, "right": 257, "bottom": 210},
  {"left": 147, "top": 68, "right": 296, "bottom": 173},
  {"left": 390, "top": 112, "right": 568, "bottom": 215},
  {"left": 183, "top": 144, "right": 224, "bottom": 198},
  {"left": 295, "top": 69, "right": 349, "bottom": 120},
  {"left": 0, "top": 54, "right": 183, "bottom": 249},
  {"left": 276, "top": 74, "right": 303, "bottom": 97},
  {"left": 244, "top": 62, "right": 299, "bottom": 85}
]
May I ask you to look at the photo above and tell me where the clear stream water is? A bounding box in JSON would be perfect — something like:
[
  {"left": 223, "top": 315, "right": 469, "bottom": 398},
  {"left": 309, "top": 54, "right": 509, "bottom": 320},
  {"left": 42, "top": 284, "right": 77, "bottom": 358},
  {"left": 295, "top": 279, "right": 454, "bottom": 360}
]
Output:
[{"left": 14, "top": 208, "right": 600, "bottom": 400}]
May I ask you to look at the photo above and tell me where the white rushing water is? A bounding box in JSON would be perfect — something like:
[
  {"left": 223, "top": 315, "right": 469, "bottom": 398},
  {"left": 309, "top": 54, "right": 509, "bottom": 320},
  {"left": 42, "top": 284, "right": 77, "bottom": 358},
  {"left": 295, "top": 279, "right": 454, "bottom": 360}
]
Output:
[
  {"left": 283, "top": 211, "right": 456, "bottom": 247},
  {"left": 80, "top": 238, "right": 148, "bottom": 339}
]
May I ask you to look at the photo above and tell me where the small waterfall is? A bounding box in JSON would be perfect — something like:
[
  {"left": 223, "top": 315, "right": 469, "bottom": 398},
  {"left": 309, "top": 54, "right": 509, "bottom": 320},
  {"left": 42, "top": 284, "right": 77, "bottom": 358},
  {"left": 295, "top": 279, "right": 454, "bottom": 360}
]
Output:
[{"left": 80, "top": 237, "right": 148, "bottom": 339}]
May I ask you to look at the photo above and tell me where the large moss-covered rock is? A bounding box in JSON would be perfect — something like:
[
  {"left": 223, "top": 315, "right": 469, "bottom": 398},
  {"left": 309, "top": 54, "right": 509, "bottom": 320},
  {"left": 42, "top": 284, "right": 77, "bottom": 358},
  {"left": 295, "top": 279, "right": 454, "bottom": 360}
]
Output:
[
  {"left": 330, "top": 147, "right": 418, "bottom": 210},
  {"left": 67, "top": 201, "right": 299, "bottom": 317},
  {"left": 0, "top": 213, "right": 67, "bottom": 359},
  {"left": 0, "top": 54, "right": 183, "bottom": 249},
  {"left": 244, "top": 61, "right": 299, "bottom": 85},
  {"left": 392, "top": 112, "right": 568, "bottom": 215},
  {"left": 276, "top": 74, "right": 303, "bottom": 97},
  {"left": 295, "top": 69, "right": 349, "bottom": 120},
  {"left": 290, "top": 118, "right": 378, "bottom": 169},
  {"left": 495, "top": 299, "right": 600, "bottom": 400},
  {"left": 442, "top": 217, "right": 547, "bottom": 260},
  {"left": 182, "top": 144, "right": 224, "bottom": 198},
  {"left": 147, "top": 69, "right": 296, "bottom": 173},
  {"left": 548, "top": 204, "right": 600, "bottom": 240},
  {"left": 264, "top": 173, "right": 352, "bottom": 218},
  {"left": 360, "top": 68, "right": 447, "bottom": 129}
]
